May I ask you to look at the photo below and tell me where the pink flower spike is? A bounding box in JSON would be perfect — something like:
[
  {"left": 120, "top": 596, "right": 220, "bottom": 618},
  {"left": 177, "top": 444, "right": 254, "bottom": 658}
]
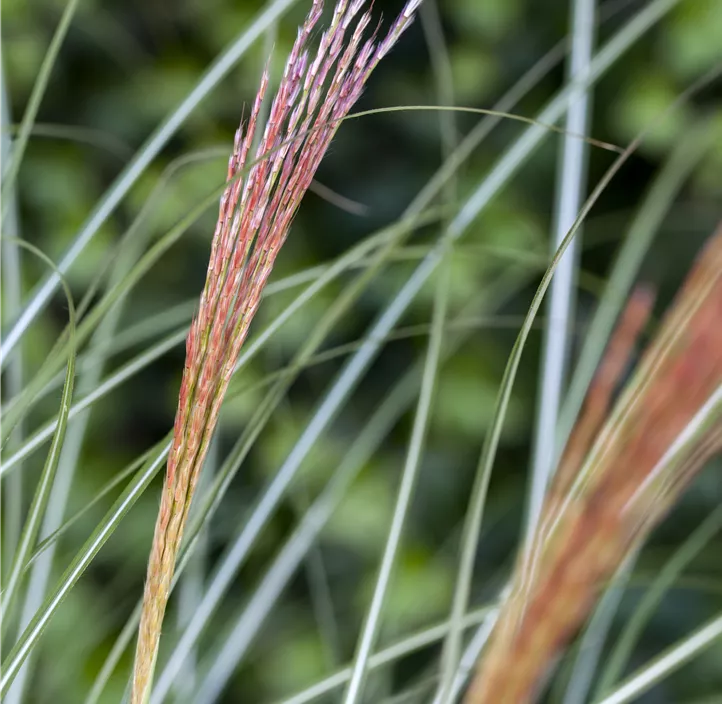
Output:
[{"left": 129, "top": 2, "right": 419, "bottom": 702}]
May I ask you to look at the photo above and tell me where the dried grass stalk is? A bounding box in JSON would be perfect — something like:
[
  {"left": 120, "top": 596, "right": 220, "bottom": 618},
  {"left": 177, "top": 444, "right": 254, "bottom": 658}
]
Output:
[
  {"left": 466, "top": 223, "right": 722, "bottom": 704},
  {"left": 129, "top": 1, "right": 420, "bottom": 700}
]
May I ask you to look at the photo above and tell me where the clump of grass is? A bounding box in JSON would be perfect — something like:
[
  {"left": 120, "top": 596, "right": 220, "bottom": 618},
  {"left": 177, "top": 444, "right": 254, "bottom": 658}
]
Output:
[
  {"left": 129, "top": 0, "right": 420, "bottom": 700},
  {"left": 5, "top": 0, "right": 722, "bottom": 701},
  {"left": 466, "top": 222, "right": 722, "bottom": 703}
]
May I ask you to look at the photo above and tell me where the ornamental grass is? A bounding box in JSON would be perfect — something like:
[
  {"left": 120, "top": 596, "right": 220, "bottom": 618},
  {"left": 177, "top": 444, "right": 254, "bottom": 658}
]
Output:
[
  {"left": 466, "top": 222, "right": 722, "bottom": 703},
  {"left": 130, "top": 1, "right": 419, "bottom": 700}
]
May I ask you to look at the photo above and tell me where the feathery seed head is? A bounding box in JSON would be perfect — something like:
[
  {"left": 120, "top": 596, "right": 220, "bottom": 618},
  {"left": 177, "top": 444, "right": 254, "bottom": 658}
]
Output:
[
  {"left": 466, "top": 224, "right": 722, "bottom": 704},
  {"left": 130, "top": 2, "right": 419, "bottom": 702}
]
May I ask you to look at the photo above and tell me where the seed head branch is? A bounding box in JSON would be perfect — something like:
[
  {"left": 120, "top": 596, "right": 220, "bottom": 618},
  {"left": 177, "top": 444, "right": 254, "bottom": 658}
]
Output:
[
  {"left": 130, "top": 1, "right": 420, "bottom": 701},
  {"left": 466, "top": 224, "right": 722, "bottom": 704}
]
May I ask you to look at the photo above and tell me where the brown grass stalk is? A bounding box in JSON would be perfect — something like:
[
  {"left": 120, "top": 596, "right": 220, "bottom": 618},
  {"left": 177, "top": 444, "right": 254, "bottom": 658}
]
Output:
[
  {"left": 129, "top": 1, "right": 420, "bottom": 700},
  {"left": 465, "top": 222, "right": 722, "bottom": 704}
]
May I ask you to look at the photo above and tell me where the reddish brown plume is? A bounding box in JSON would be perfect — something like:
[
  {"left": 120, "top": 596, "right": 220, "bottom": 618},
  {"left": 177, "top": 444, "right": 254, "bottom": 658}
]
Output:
[{"left": 466, "top": 223, "right": 722, "bottom": 704}]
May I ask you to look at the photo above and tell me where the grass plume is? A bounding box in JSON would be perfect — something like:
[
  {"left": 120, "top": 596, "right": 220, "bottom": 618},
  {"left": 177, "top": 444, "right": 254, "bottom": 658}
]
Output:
[
  {"left": 466, "top": 222, "right": 722, "bottom": 703},
  {"left": 129, "top": 1, "right": 420, "bottom": 700}
]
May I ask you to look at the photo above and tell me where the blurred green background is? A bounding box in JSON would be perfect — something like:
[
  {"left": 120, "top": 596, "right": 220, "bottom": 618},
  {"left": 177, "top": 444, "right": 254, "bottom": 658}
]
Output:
[{"left": 2, "top": 0, "right": 722, "bottom": 701}]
